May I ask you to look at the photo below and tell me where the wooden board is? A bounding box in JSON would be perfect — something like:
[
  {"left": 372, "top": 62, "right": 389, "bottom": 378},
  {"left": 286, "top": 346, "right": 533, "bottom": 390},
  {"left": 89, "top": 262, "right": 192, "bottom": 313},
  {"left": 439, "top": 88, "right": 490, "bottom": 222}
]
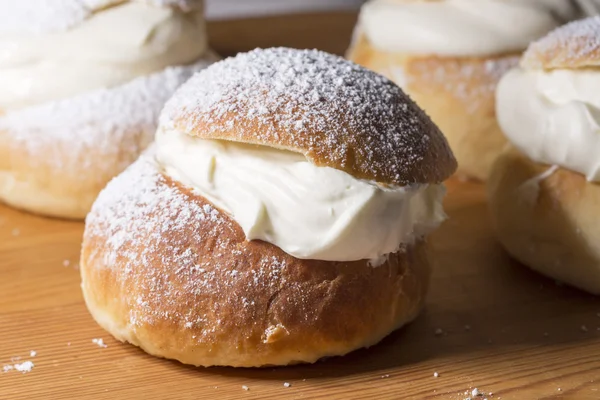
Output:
[{"left": 2, "top": 13, "right": 600, "bottom": 400}]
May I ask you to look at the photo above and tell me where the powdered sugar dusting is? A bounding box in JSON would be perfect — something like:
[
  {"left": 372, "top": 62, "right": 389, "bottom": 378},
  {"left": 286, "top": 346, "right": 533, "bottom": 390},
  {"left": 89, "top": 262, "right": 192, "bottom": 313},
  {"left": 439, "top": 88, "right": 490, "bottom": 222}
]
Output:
[
  {"left": 87, "top": 156, "right": 225, "bottom": 331},
  {"left": 1, "top": 55, "right": 215, "bottom": 186},
  {"left": 0, "top": 0, "right": 204, "bottom": 35},
  {"left": 163, "top": 47, "right": 454, "bottom": 185},
  {"left": 408, "top": 55, "right": 519, "bottom": 114},
  {"left": 85, "top": 156, "right": 296, "bottom": 339},
  {"left": 92, "top": 338, "right": 108, "bottom": 348},
  {"left": 522, "top": 16, "right": 600, "bottom": 69}
]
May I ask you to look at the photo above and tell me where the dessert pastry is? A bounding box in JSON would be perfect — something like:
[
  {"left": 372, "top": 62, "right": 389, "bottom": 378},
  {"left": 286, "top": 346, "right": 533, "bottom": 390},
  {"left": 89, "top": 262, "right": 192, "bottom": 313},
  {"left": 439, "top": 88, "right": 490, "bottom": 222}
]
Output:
[
  {"left": 0, "top": 0, "right": 218, "bottom": 219},
  {"left": 347, "top": 0, "right": 587, "bottom": 181},
  {"left": 80, "top": 48, "right": 457, "bottom": 367},
  {"left": 489, "top": 17, "right": 600, "bottom": 294}
]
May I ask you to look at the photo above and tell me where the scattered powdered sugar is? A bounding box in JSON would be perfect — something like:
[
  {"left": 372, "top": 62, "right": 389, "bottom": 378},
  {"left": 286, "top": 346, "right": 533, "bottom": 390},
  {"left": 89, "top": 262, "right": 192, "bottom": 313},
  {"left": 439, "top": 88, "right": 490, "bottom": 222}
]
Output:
[
  {"left": 85, "top": 157, "right": 228, "bottom": 330},
  {"left": 522, "top": 16, "right": 600, "bottom": 69},
  {"left": 408, "top": 55, "right": 519, "bottom": 114},
  {"left": 14, "top": 361, "right": 34, "bottom": 373},
  {"left": 3, "top": 361, "right": 34, "bottom": 374},
  {"left": 0, "top": 0, "right": 204, "bottom": 35},
  {"left": 29, "top": 350, "right": 36, "bottom": 357},
  {"left": 85, "top": 156, "right": 296, "bottom": 339},
  {"left": 1, "top": 55, "right": 215, "bottom": 187},
  {"left": 92, "top": 338, "right": 108, "bottom": 348},
  {"left": 163, "top": 47, "right": 452, "bottom": 185}
]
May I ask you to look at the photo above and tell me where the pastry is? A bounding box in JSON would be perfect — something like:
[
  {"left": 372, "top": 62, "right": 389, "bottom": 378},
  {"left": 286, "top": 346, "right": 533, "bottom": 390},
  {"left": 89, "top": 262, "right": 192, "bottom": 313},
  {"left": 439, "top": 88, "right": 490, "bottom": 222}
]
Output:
[
  {"left": 0, "top": 0, "right": 218, "bottom": 219},
  {"left": 347, "top": 0, "right": 587, "bottom": 181},
  {"left": 80, "top": 48, "right": 457, "bottom": 367},
  {"left": 489, "top": 17, "right": 600, "bottom": 294}
]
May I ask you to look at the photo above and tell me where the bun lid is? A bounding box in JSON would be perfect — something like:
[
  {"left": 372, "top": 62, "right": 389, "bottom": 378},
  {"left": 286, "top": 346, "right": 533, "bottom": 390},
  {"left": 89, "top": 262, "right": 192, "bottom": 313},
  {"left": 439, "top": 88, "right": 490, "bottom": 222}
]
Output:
[
  {"left": 522, "top": 16, "right": 600, "bottom": 70},
  {"left": 161, "top": 47, "right": 457, "bottom": 186}
]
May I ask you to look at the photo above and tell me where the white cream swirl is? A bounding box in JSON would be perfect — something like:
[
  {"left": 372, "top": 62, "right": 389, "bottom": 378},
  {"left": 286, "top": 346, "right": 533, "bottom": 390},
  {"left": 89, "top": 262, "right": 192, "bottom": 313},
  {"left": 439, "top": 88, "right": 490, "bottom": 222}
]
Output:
[
  {"left": 155, "top": 129, "right": 447, "bottom": 264},
  {"left": 358, "top": 0, "right": 581, "bottom": 57},
  {"left": 0, "top": 1, "right": 207, "bottom": 110},
  {"left": 496, "top": 68, "right": 600, "bottom": 181}
]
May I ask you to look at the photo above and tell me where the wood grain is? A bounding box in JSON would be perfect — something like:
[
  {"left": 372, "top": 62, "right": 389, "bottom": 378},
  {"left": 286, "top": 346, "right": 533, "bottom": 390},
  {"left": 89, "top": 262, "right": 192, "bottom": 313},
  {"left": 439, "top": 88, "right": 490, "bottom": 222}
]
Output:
[
  {"left": 1, "top": 12, "right": 600, "bottom": 400},
  {"left": 2, "top": 180, "right": 600, "bottom": 400}
]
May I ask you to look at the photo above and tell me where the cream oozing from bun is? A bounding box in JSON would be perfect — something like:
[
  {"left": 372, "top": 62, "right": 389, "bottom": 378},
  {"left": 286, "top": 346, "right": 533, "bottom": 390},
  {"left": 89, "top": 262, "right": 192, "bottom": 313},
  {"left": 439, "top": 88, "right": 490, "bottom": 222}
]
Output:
[
  {"left": 156, "top": 47, "right": 456, "bottom": 264},
  {"left": 358, "top": 0, "right": 583, "bottom": 57},
  {"left": 496, "top": 16, "right": 600, "bottom": 182},
  {"left": 156, "top": 129, "right": 446, "bottom": 264},
  {"left": 0, "top": 0, "right": 207, "bottom": 110}
]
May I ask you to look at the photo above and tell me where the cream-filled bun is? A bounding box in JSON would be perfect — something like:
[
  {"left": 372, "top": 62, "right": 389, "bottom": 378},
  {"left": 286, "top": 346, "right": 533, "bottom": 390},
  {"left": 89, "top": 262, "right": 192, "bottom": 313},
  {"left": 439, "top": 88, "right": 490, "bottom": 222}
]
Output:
[
  {"left": 0, "top": 0, "right": 218, "bottom": 219},
  {"left": 347, "top": 0, "right": 593, "bottom": 181},
  {"left": 490, "top": 17, "right": 600, "bottom": 294},
  {"left": 80, "top": 48, "right": 457, "bottom": 367}
]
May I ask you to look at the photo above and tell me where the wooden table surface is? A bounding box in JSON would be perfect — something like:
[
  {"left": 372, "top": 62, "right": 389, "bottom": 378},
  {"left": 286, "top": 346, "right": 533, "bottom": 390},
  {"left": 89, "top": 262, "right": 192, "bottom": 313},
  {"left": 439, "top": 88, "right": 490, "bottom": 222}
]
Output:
[{"left": 2, "top": 13, "right": 600, "bottom": 400}]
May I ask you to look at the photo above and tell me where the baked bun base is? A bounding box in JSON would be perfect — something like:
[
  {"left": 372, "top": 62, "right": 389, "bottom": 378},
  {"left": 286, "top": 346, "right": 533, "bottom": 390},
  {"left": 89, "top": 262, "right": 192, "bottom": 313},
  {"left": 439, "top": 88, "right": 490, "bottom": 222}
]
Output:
[
  {"left": 81, "top": 157, "right": 432, "bottom": 367},
  {"left": 488, "top": 149, "right": 600, "bottom": 294},
  {"left": 348, "top": 35, "right": 518, "bottom": 181}
]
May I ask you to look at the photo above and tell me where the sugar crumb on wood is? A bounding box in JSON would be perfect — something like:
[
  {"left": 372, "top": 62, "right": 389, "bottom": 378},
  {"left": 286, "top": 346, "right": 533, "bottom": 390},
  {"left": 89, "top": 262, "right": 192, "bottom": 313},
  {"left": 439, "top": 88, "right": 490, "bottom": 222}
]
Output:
[
  {"left": 3, "top": 361, "right": 34, "bottom": 374},
  {"left": 92, "top": 338, "right": 108, "bottom": 348}
]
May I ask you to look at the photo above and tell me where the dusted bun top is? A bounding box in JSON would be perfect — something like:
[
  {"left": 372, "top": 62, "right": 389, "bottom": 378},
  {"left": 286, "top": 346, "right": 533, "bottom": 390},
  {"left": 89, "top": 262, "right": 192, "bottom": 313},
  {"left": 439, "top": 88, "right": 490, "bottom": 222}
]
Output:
[
  {"left": 522, "top": 16, "right": 600, "bottom": 70},
  {"left": 162, "top": 47, "right": 457, "bottom": 186}
]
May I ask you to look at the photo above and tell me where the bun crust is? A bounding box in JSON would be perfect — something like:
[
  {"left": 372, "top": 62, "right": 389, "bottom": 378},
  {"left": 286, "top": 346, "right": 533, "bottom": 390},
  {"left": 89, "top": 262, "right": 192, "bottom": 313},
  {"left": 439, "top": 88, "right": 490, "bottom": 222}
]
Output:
[
  {"left": 0, "top": 124, "right": 150, "bottom": 219},
  {"left": 488, "top": 149, "right": 600, "bottom": 294},
  {"left": 348, "top": 34, "right": 517, "bottom": 181},
  {"left": 163, "top": 47, "right": 456, "bottom": 186},
  {"left": 81, "top": 157, "right": 432, "bottom": 367},
  {"left": 0, "top": 53, "right": 217, "bottom": 219},
  {"left": 521, "top": 16, "right": 600, "bottom": 70}
]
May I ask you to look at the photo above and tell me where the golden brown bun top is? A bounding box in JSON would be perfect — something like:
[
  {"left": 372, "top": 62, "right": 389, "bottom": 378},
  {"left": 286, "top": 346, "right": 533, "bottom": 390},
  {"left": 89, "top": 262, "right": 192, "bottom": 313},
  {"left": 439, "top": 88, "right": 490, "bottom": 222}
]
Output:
[
  {"left": 162, "top": 47, "right": 457, "bottom": 186},
  {"left": 522, "top": 16, "right": 600, "bottom": 70}
]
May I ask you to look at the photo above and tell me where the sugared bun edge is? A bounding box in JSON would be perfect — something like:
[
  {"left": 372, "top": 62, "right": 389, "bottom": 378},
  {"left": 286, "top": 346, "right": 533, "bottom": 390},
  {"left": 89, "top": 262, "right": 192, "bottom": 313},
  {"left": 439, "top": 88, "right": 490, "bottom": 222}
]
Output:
[
  {"left": 521, "top": 16, "right": 600, "bottom": 70},
  {"left": 162, "top": 47, "right": 457, "bottom": 186}
]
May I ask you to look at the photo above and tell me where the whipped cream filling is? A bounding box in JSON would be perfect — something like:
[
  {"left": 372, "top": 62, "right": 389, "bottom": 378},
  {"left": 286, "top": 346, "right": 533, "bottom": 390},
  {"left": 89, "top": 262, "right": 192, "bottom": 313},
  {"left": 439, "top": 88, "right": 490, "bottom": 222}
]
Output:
[
  {"left": 155, "top": 128, "right": 447, "bottom": 263},
  {"left": 497, "top": 68, "right": 600, "bottom": 182},
  {"left": 0, "top": 2, "right": 207, "bottom": 110},
  {"left": 358, "top": 0, "right": 581, "bottom": 57}
]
